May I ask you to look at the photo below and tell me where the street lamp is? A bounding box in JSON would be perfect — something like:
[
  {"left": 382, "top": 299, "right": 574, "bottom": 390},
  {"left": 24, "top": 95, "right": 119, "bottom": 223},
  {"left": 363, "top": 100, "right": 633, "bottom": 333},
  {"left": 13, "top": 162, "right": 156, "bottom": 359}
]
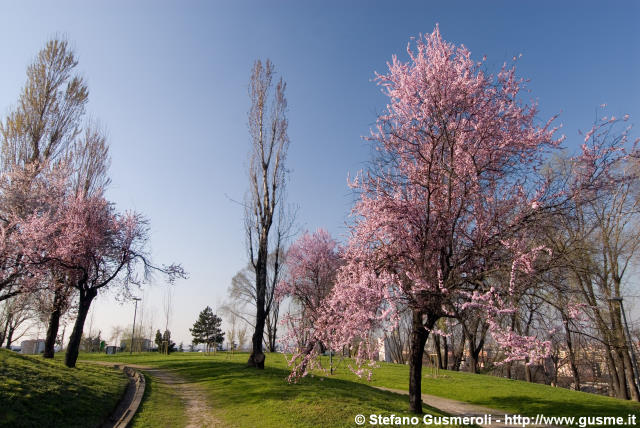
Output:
[
  {"left": 609, "top": 296, "right": 640, "bottom": 391},
  {"left": 130, "top": 297, "right": 141, "bottom": 355}
]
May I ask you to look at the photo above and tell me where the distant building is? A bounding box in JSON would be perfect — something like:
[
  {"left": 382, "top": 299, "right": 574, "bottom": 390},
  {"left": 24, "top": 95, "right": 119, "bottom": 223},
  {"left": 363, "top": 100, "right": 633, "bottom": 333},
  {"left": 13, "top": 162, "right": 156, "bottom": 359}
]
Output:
[{"left": 21, "top": 339, "right": 45, "bottom": 355}]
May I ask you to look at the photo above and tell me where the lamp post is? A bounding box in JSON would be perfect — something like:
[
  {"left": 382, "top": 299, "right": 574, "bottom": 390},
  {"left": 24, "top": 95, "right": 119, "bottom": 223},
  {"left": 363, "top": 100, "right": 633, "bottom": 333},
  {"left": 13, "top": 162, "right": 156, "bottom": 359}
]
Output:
[
  {"left": 609, "top": 296, "right": 640, "bottom": 391},
  {"left": 130, "top": 297, "right": 141, "bottom": 355}
]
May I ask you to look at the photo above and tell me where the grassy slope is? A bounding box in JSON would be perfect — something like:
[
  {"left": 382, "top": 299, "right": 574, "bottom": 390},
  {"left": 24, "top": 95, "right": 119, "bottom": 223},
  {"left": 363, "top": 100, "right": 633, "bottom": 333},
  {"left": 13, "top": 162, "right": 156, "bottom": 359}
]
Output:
[
  {"left": 0, "top": 349, "right": 128, "bottom": 428},
  {"left": 81, "top": 351, "right": 640, "bottom": 427}
]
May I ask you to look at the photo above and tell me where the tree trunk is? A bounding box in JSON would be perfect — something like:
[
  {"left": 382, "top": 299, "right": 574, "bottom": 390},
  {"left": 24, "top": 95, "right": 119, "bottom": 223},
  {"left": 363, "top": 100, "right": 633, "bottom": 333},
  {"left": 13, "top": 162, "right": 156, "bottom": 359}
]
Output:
[
  {"left": 604, "top": 346, "right": 627, "bottom": 399},
  {"left": 469, "top": 350, "right": 479, "bottom": 374},
  {"left": 619, "top": 347, "right": 640, "bottom": 401},
  {"left": 248, "top": 240, "right": 268, "bottom": 369},
  {"left": 408, "top": 309, "right": 437, "bottom": 414},
  {"left": 43, "top": 306, "right": 62, "bottom": 358},
  {"left": 265, "top": 314, "right": 277, "bottom": 353},
  {"left": 65, "top": 288, "right": 97, "bottom": 368},
  {"left": 434, "top": 335, "right": 443, "bottom": 369},
  {"left": 43, "top": 288, "right": 66, "bottom": 358},
  {"left": 442, "top": 336, "right": 449, "bottom": 370},
  {"left": 0, "top": 315, "right": 8, "bottom": 347},
  {"left": 5, "top": 325, "right": 15, "bottom": 349},
  {"left": 525, "top": 363, "right": 533, "bottom": 383},
  {"left": 611, "top": 348, "right": 630, "bottom": 399},
  {"left": 451, "top": 336, "right": 464, "bottom": 371},
  {"left": 562, "top": 316, "right": 581, "bottom": 390}
]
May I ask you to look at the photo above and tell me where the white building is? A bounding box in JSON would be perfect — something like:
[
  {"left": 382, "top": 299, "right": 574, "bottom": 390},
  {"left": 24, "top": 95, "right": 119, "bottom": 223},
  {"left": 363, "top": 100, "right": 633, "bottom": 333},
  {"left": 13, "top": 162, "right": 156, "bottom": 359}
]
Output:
[{"left": 21, "top": 339, "right": 45, "bottom": 354}]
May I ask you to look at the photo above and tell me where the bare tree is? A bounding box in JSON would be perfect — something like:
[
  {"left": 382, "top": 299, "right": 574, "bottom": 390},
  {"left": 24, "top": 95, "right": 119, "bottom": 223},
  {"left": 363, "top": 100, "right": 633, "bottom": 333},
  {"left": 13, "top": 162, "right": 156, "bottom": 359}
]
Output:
[
  {"left": 382, "top": 304, "right": 411, "bottom": 364},
  {"left": 1, "top": 39, "right": 88, "bottom": 172},
  {"left": 237, "top": 325, "right": 248, "bottom": 351},
  {"left": 223, "top": 250, "right": 284, "bottom": 352},
  {"left": 244, "top": 59, "right": 291, "bottom": 368},
  {"left": 542, "top": 139, "right": 640, "bottom": 399},
  {"left": 67, "top": 121, "right": 111, "bottom": 197},
  {"left": 226, "top": 312, "right": 237, "bottom": 354},
  {"left": 162, "top": 287, "right": 173, "bottom": 354},
  {"left": 109, "top": 325, "right": 124, "bottom": 347},
  {"left": 0, "top": 294, "right": 34, "bottom": 348}
]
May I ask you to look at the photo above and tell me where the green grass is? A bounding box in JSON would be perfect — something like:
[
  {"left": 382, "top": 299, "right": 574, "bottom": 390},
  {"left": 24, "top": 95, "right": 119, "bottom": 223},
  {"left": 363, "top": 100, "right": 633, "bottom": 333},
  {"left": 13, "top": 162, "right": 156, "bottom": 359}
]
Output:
[
  {"left": 129, "top": 373, "right": 187, "bottom": 428},
  {"left": 80, "top": 352, "right": 454, "bottom": 427},
  {"left": 325, "top": 359, "right": 640, "bottom": 422},
  {"left": 0, "top": 348, "right": 128, "bottom": 428},
  {"left": 80, "top": 351, "right": 640, "bottom": 427},
  {"left": 357, "top": 361, "right": 640, "bottom": 420}
]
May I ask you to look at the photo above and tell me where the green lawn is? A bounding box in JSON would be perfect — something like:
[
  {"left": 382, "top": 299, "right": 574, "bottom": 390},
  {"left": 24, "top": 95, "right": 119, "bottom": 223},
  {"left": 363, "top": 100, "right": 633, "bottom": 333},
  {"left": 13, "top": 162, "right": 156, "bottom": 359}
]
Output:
[
  {"left": 0, "top": 348, "right": 128, "bottom": 428},
  {"left": 5, "top": 349, "right": 637, "bottom": 427},
  {"left": 79, "top": 351, "right": 640, "bottom": 427},
  {"left": 80, "top": 352, "right": 453, "bottom": 427},
  {"left": 333, "top": 359, "right": 640, "bottom": 420}
]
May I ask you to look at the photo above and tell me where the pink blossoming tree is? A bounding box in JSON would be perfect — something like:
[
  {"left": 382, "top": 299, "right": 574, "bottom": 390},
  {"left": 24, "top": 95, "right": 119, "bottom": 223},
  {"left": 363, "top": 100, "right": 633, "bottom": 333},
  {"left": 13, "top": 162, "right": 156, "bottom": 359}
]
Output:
[
  {"left": 297, "top": 26, "right": 568, "bottom": 413},
  {"left": 0, "top": 162, "right": 69, "bottom": 302},
  {"left": 278, "top": 229, "right": 341, "bottom": 379},
  {"left": 18, "top": 189, "right": 185, "bottom": 367}
]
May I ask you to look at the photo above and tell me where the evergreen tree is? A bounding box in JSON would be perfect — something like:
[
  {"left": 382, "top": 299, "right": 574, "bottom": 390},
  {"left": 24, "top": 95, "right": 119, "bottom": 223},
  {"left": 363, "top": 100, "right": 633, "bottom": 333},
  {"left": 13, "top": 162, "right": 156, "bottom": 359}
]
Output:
[
  {"left": 154, "top": 329, "right": 162, "bottom": 351},
  {"left": 190, "top": 306, "right": 224, "bottom": 353},
  {"left": 162, "top": 329, "right": 176, "bottom": 354}
]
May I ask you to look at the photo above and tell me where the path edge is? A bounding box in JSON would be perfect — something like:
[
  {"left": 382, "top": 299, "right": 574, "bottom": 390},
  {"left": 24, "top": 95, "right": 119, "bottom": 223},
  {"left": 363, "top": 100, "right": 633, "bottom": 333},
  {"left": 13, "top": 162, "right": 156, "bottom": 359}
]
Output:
[{"left": 101, "top": 365, "right": 146, "bottom": 428}]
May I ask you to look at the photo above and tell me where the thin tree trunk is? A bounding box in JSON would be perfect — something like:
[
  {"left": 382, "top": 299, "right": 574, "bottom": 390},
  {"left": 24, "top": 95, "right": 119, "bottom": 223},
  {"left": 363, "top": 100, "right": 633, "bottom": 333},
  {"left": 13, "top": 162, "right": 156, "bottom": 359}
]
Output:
[
  {"left": 451, "top": 335, "right": 464, "bottom": 371},
  {"left": 43, "top": 288, "right": 66, "bottom": 358},
  {"left": 65, "top": 288, "right": 97, "bottom": 368},
  {"left": 1, "top": 315, "right": 10, "bottom": 348},
  {"left": 0, "top": 316, "right": 8, "bottom": 347},
  {"left": 442, "top": 335, "right": 448, "bottom": 370},
  {"left": 434, "top": 335, "right": 443, "bottom": 369},
  {"left": 562, "top": 316, "right": 581, "bottom": 390},
  {"left": 409, "top": 309, "right": 427, "bottom": 413},
  {"left": 5, "top": 325, "right": 15, "bottom": 349},
  {"left": 43, "top": 307, "right": 62, "bottom": 358}
]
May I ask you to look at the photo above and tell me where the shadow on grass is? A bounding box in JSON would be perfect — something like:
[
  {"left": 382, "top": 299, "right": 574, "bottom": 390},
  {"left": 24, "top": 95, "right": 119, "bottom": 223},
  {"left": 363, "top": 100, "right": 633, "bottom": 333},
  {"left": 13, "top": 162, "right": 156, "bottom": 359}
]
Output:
[
  {"left": 83, "top": 352, "right": 640, "bottom": 426},
  {"left": 482, "top": 394, "right": 640, "bottom": 419},
  {"left": 0, "top": 350, "right": 126, "bottom": 428},
  {"left": 153, "top": 358, "right": 448, "bottom": 417}
]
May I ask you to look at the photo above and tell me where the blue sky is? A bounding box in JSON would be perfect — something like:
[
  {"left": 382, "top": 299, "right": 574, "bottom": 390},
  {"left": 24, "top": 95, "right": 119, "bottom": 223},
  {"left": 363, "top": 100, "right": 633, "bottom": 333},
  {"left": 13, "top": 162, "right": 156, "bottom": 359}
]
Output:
[{"left": 1, "top": 1, "right": 638, "bottom": 345}]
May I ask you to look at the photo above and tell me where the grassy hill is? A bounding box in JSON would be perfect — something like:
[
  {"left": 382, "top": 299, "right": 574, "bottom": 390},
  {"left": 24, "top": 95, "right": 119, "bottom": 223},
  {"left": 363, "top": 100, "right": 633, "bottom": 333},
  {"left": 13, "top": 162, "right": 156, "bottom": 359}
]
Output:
[{"left": 0, "top": 348, "right": 128, "bottom": 428}]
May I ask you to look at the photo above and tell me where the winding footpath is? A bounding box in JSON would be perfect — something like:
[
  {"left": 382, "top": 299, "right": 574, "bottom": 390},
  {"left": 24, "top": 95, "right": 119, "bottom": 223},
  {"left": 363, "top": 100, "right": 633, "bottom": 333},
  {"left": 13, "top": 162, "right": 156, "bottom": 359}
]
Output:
[
  {"left": 136, "top": 365, "right": 222, "bottom": 428},
  {"left": 88, "top": 361, "right": 222, "bottom": 428},
  {"left": 94, "top": 360, "right": 557, "bottom": 427}
]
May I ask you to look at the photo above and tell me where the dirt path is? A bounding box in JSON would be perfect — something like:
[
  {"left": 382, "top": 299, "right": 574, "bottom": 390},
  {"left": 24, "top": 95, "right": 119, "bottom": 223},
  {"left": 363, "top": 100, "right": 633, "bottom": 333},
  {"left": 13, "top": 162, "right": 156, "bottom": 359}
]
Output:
[
  {"left": 374, "top": 387, "right": 556, "bottom": 428},
  {"left": 89, "top": 362, "right": 223, "bottom": 428},
  {"left": 134, "top": 365, "right": 221, "bottom": 428}
]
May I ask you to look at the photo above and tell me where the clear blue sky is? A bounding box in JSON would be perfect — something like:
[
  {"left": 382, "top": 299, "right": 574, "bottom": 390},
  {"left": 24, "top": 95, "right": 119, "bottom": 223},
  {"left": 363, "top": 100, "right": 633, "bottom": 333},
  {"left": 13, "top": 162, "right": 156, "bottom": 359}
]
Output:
[{"left": 1, "top": 1, "right": 638, "bottom": 345}]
